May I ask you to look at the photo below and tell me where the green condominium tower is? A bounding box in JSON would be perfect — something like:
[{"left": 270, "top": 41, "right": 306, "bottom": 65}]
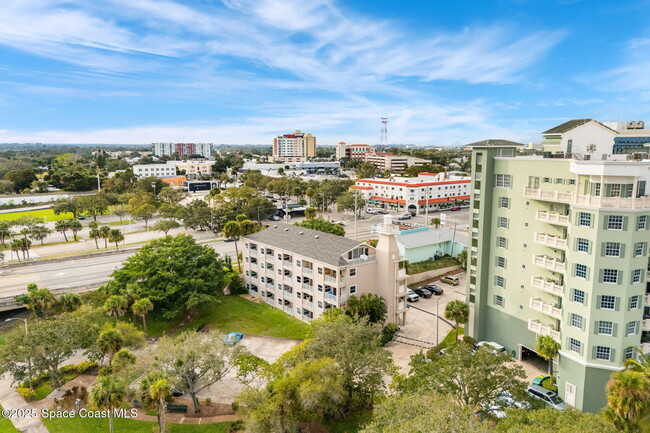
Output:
[{"left": 468, "top": 145, "right": 650, "bottom": 412}]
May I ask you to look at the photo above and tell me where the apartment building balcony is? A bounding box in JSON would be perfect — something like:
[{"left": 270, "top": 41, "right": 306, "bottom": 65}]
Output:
[
  {"left": 531, "top": 277, "right": 564, "bottom": 297},
  {"left": 643, "top": 319, "right": 650, "bottom": 331},
  {"left": 347, "top": 256, "right": 377, "bottom": 266},
  {"left": 528, "top": 319, "right": 560, "bottom": 343},
  {"left": 324, "top": 292, "right": 345, "bottom": 303},
  {"left": 534, "top": 233, "right": 567, "bottom": 249},
  {"left": 532, "top": 255, "right": 565, "bottom": 273},
  {"left": 302, "top": 314, "right": 313, "bottom": 323},
  {"left": 302, "top": 284, "right": 313, "bottom": 293},
  {"left": 283, "top": 276, "right": 292, "bottom": 284},
  {"left": 284, "top": 306, "right": 293, "bottom": 314},
  {"left": 250, "top": 262, "right": 258, "bottom": 269},
  {"left": 324, "top": 275, "right": 337, "bottom": 284},
  {"left": 529, "top": 298, "right": 562, "bottom": 320},
  {"left": 283, "top": 290, "right": 293, "bottom": 299},
  {"left": 303, "top": 300, "right": 314, "bottom": 310},
  {"left": 645, "top": 293, "right": 650, "bottom": 306},
  {"left": 265, "top": 283, "right": 274, "bottom": 290},
  {"left": 303, "top": 268, "right": 313, "bottom": 275},
  {"left": 282, "top": 260, "right": 293, "bottom": 268},
  {"left": 641, "top": 342, "right": 650, "bottom": 354},
  {"left": 535, "top": 210, "right": 569, "bottom": 226},
  {"left": 264, "top": 297, "right": 274, "bottom": 306},
  {"left": 250, "top": 277, "right": 258, "bottom": 284},
  {"left": 398, "top": 268, "right": 407, "bottom": 279},
  {"left": 524, "top": 187, "right": 650, "bottom": 209}
]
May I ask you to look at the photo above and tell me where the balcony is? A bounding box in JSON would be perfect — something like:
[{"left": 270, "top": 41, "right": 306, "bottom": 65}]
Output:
[
  {"left": 644, "top": 319, "right": 650, "bottom": 331},
  {"left": 645, "top": 293, "right": 650, "bottom": 306},
  {"left": 535, "top": 233, "right": 567, "bottom": 249},
  {"left": 532, "top": 255, "right": 565, "bottom": 273},
  {"left": 283, "top": 276, "right": 292, "bottom": 284},
  {"left": 302, "top": 314, "right": 313, "bottom": 323},
  {"left": 283, "top": 290, "right": 293, "bottom": 299},
  {"left": 250, "top": 277, "right": 258, "bottom": 283},
  {"left": 324, "top": 275, "right": 337, "bottom": 284},
  {"left": 303, "top": 268, "right": 313, "bottom": 275},
  {"left": 264, "top": 297, "right": 274, "bottom": 305},
  {"left": 265, "top": 283, "right": 274, "bottom": 290},
  {"left": 524, "top": 187, "right": 650, "bottom": 209},
  {"left": 531, "top": 277, "right": 564, "bottom": 297},
  {"left": 642, "top": 342, "right": 650, "bottom": 354},
  {"left": 250, "top": 262, "right": 258, "bottom": 269},
  {"left": 324, "top": 292, "right": 345, "bottom": 303},
  {"left": 398, "top": 268, "right": 407, "bottom": 279},
  {"left": 302, "top": 284, "right": 313, "bottom": 293},
  {"left": 529, "top": 298, "right": 562, "bottom": 320},
  {"left": 347, "top": 256, "right": 377, "bottom": 266},
  {"left": 528, "top": 319, "right": 560, "bottom": 342},
  {"left": 282, "top": 260, "right": 293, "bottom": 268},
  {"left": 535, "top": 210, "right": 569, "bottom": 226},
  {"left": 303, "top": 300, "right": 314, "bottom": 309},
  {"left": 283, "top": 306, "right": 293, "bottom": 314}
]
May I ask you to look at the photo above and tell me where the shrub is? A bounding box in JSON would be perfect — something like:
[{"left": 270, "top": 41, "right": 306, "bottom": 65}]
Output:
[
  {"left": 427, "top": 344, "right": 445, "bottom": 359},
  {"left": 380, "top": 323, "right": 400, "bottom": 346},
  {"left": 226, "top": 420, "right": 245, "bottom": 433},
  {"left": 542, "top": 376, "right": 558, "bottom": 393},
  {"left": 231, "top": 401, "right": 240, "bottom": 412},
  {"left": 60, "top": 364, "right": 78, "bottom": 374},
  {"left": 17, "top": 386, "right": 37, "bottom": 401},
  {"left": 75, "top": 361, "right": 98, "bottom": 373},
  {"left": 204, "top": 398, "right": 212, "bottom": 405},
  {"left": 462, "top": 336, "right": 477, "bottom": 347},
  {"left": 98, "top": 366, "right": 112, "bottom": 376}
]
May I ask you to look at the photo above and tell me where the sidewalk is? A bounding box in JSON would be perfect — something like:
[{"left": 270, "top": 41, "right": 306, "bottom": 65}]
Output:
[{"left": 0, "top": 373, "right": 49, "bottom": 433}]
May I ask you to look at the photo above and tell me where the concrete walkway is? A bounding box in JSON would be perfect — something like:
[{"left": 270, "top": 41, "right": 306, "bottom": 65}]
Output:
[{"left": 0, "top": 373, "right": 48, "bottom": 433}]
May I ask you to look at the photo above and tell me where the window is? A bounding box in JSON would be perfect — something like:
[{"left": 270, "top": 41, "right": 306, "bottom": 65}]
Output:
[
  {"left": 296, "top": 259, "right": 301, "bottom": 267},
  {"left": 499, "top": 197, "right": 510, "bottom": 208},
  {"left": 600, "top": 295, "right": 616, "bottom": 310},
  {"left": 577, "top": 238, "right": 589, "bottom": 253},
  {"left": 625, "top": 347, "right": 635, "bottom": 360},
  {"left": 602, "top": 269, "right": 619, "bottom": 284},
  {"left": 575, "top": 264, "right": 587, "bottom": 279},
  {"left": 569, "top": 338, "right": 581, "bottom": 353},
  {"left": 604, "top": 242, "right": 621, "bottom": 257},
  {"left": 635, "top": 242, "right": 645, "bottom": 257},
  {"left": 595, "top": 346, "right": 611, "bottom": 361},
  {"left": 317, "top": 267, "right": 323, "bottom": 275},
  {"left": 542, "top": 177, "right": 551, "bottom": 183},
  {"left": 630, "top": 295, "right": 640, "bottom": 310},
  {"left": 497, "top": 217, "right": 509, "bottom": 229},
  {"left": 607, "top": 215, "right": 623, "bottom": 230},
  {"left": 496, "top": 174, "right": 512, "bottom": 188},
  {"left": 637, "top": 216, "right": 647, "bottom": 230},
  {"left": 317, "top": 284, "right": 323, "bottom": 292},
  {"left": 496, "top": 256, "right": 506, "bottom": 268},
  {"left": 495, "top": 295, "right": 504, "bottom": 307},
  {"left": 598, "top": 321, "right": 613, "bottom": 335},
  {"left": 317, "top": 301, "right": 323, "bottom": 308},
  {"left": 570, "top": 313, "right": 583, "bottom": 329},
  {"left": 578, "top": 212, "right": 592, "bottom": 227},
  {"left": 495, "top": 276, "right": 505, "bottom": 288},
  {"left": 497, "top": 236, "right": 507, "bottom": 248},
  {"left": 627, "top": 321, "right": 637, "bottom": 336},
  {"left": 572, "top": 289, "right": 585, "bottom": 305},
  {"left": 349, "top": 268, "right": 357, "bottom": 277},
  {"left": 350, "top": 285, "right": 357, "bottom": 294},
  {"left": 633, "top": 269, "right": 643, "bottom": 283}
]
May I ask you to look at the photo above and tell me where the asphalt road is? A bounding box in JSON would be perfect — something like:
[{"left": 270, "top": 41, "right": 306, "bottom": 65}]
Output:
[{"left": 0, "top": 240, "right": 237, "bottom": 297}]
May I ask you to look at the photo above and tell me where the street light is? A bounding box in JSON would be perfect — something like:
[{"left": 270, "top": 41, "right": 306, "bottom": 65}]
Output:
[
  {"left": 5, "top": 318, "right": 32, "bottom": 389},
  {"left": 151, "top": 181, "right": 157, "bottom": 197}
]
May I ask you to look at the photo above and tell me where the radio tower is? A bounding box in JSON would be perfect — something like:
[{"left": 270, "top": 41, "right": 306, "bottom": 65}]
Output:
[{"left": 380, "top": 117, "right": 388, "bottom": 149}]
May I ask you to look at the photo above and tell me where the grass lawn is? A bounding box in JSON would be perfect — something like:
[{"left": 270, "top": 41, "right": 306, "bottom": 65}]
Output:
[
  {"left": 107, "top": 219, "right": 135, "bottom": 226},
  {"left": 0, "top": 405, "right": 20, "bottom": 433},
  {"left": 0, "top": 208, "right": 73, "bottom": 222},
  {"left": 33, "top": 373, "right": 78, "bottom": 401},
  {"left": 406, "top": 256, "right": 460, "bottom": 275},
  {"left": 45, "top": 416, "right": 231, "bottom": 433},
  {"left": 439, "top": 326, "right": 464, "bottom": 350},
  {"left": 324, "top": 411, "right": 372, "bottom": 433}
]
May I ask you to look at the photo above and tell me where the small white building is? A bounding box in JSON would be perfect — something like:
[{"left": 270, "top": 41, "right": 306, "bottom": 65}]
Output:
[{"left": 132, "top": 161, "right": 177, "bottom": 178}]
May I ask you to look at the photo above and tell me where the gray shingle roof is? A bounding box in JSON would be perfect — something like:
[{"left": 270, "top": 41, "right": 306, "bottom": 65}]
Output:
[
  {"left": 397, "top": 228, "right": 468, "bottom": 249},
  {"left": 542, "top": 119, "right": 593, "bottom": 134},
  {"left": 243, "top": 222, "right": 366, "bottom": 267},
  {"left": 464, "top": 139, "right": 525, "bottom": 147}
]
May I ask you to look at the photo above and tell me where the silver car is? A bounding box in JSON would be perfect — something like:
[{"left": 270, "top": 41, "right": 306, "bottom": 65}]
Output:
[{"left": 526, "top": 385, "right": 568, "bottom": 410}]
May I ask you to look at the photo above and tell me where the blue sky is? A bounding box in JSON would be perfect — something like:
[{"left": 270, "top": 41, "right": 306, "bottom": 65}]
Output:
[{"left": 0, "top": 0, "right": 649, "bottom": 145}]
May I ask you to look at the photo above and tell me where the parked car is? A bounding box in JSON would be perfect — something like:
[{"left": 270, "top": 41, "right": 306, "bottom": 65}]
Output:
[
  {"left": 526, "top": 385, "right": 568, "bottom": 411},
  {"left": 440, "top": 275, "right": 460, "bottom": 285},
  {"left": 268, "top": 215, "right": 281, "bottom": 221},
  {"left": 413, "top": 288, "right": 433, "bottom": 298},
  {"left": 476, "top": 341, "right": 506, "bottom": 354},
  {"left": 366, "top": 208, "right": 378, "bottom": 214},
  {"left": 223, "top": 332, "right": 243, "bottom": 346},
  {"left": 398, "top": 213, "right": 412, "bottom": 220},
  {"left": 224, "top": 237, "right": 238, "bottom": 242},
  {"left": 450, "top": 206, "right": 462, "bottom": 211},
  {"left": 406, "top": 289, "right": 420, "bottom": 302},
  {"left": 334, "top": 221, "right": 346, "bottom": 226},
  {"left": 377, "top": 209, "right": 388, "bottom": 214},
  {"left": 78, "top": 216, "right": 86, "bottom": 220},
  {"left": 409, "top": 211, "right": 417, "bottom": 217},
  {"left": 423, "top": 284, "right": 444, "bottom": 295}
]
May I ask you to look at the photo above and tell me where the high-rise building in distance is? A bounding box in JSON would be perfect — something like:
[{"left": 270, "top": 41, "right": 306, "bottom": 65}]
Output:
[
  {"left": 273, "top": 130, "right": 316, "bottom": 162},
  {"left": 152, "top": 142, "right": 213, "bottom": 158}
]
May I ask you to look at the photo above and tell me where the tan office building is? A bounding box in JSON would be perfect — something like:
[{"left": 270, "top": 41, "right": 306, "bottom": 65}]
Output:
[{"left": 273, "top": 130, "right": 316, "bottom": 162}]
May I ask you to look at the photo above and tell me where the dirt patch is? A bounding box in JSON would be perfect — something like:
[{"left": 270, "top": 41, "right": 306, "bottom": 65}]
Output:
[{"left": 170, "top": 398, "right": 235, "bottom": 417}]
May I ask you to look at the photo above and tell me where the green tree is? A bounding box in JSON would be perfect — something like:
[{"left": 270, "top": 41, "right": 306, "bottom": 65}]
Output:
[
  {"left": 69, "top": 219, "right": 83, "bottom": 241},
  {"left": 99, "top": 225, "right": 111, "bottom": 248},
  {"left": 107, "top": 228, "right": 124, "bottom": 250},
  {"left": 131, "top": 298, "right": 153, "bottom": 333},
  {"left": 111, "top": 348, "right": 136, "bottom": 371},
  {"left": 139, "top": 371, "right": 171, "bottom": 433},
  {"left": 55, "top": 219, "right": 71, "bottom": 242},
  {"left": 158, "top": 187, "right": 187, "bottom": 205},
  {"left": 103, "top": 234, "right": 228, "bottom": 319},
  {"left": 296, "top": 217, "right": 345, "bottom": 236},
  {"left": 89, "top": 221, "right": 101, "bottom": 249},
  {"left": 90, "top": 375, "right": 127, "bottom": 433},
  {"left": 536, "top": 335, "right": 560, "bottom": 379},
  {"left": 4, "top": 169, "right": 37, "bottom": 192},
  {"left": 346, "top": 293, "right": 386, "bottom": 324},
  {"left": 110, "top": 204, "right": 128, "bottom": 224},
  {"left": 304, "top": 207, "right": 316, "bottom": 220},
  {"left": 15, "top": 283, "right": 56, "bottom": 318},
  {"left": 157, "top": 203, "right": 184, "bottom": 221},
  {"left": 444, "top": 300, "right": 469, "bottom": 342},
  {"left": 29, "top": 225, "right": 51, "bottom": 245},
  {"left": 457, "top": 249, "right": 468, "bottom": 269},
  {"left": 131, "top": 203, "right": 156, "bottom": 227},
  {"left": 497, "top": 407, "right": 619, "bottom": 433},
  {"left": 605, "top": 369, "right": 650, "bottom": 433},
  {"left": 57, "top": 293, "right": 82, "bottom": 313},
  {"left": 223, "top": 215, "right": 261, "bottom": 270},
  {"left": 336, "top": 190, "right": 365, "bottom": 218},
  {"left": 78, "top": 194, "right": 110, "bottom": 221},
  {"left": 431, "top": 217, "right": 441, "bottom": 228},
  {"left": 53, "top": 198, "right": 80, "bottom": 218},
  {"left": 153, "top": 219, "right": 180, "bottom": 235},
  {"left": 151, "top": 331, "right": 244, "bottom": 413},
  {"left": 0, "top": 222, "right": 10, "bottom": 246},
  {"left": 96, "top": 329, "right": 125, "bottom": 366},
  {"left": 103, "top": 295, "right": 129, "bottom": 317}
]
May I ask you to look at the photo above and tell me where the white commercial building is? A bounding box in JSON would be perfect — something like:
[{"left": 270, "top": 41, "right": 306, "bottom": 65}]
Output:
[
  {"left": 153, "top": 143, "right": 213, "bottom": 158},
  {"left": 133, "top": 161, "right": 177, "bottom": 178}
]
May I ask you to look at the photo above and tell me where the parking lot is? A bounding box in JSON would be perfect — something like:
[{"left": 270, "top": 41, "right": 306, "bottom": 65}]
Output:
[{"left": 387, "top": 272, "right": 468, "bottom": 371}]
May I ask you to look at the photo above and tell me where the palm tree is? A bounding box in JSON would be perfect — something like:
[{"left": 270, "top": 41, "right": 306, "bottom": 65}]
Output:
[
  {"left": 346, "top": 293, "right": 386, "bottom": 323},
  {"left": 0, "top": 222, "right": 10, "bottom": 247},
  {"left": 55, "top": 219, "right": 71, "bottom": 242},
  {"left": 606, "top": 369, "right": 650, "bottom": 431},
  {"left": 57, "top": 293, "right": 82, "bottom": 312},
  {"left": 431, "top": 217, "right": 441, "bottom": 228},
  {"left": 103, "top": 295, "right": 129, "bottom": 317},
  {"left": 223, "top": 220, "right": 243, "bottom": 269},
  {"left": 29, "top": 225, "right": 51, "bottom": 245},
  {"left": 444, "top": 300, "right": 470, "bottom": 342},
  {"left": 90, "top": 375, "right": 127, "bottom": 433},
  {"left": 536, "top": 335, "right": 560, "bottom": 380},
  {"left": 140, "top": 372, "right": 172, "bottom": 433},
  {"left": 625, "top": 347, "right": 650, "bottom": 376},
  {"left": 10, "top": 239, "right": 22, "bottom": 261},
  {"left": 457, "top": 250, "right": 468, "bottom": 269},
  {"left": 132, "top": 298, "right": 153, "bottom": 334},
  {"left": 108, "top": 229, "right": 124, "bottom": 250},
  {"left": 89, "top": 225, "right": 101, "bottom": 249},
  {"left": 96, "top": 329, "right": 125, "bottom": 366},
  {"left": 69, "top": 219, "right": 83, "bottom": 241},
  {"left": 99, "top": 225, "right": 111, "bottom": 248}
]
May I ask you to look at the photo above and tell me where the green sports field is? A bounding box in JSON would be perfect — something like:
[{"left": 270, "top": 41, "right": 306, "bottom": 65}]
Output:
[{"left": 0, "top": 208, "right": 74, "bottom": 222}]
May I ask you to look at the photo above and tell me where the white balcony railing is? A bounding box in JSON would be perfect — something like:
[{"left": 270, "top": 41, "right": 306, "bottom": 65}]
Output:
[
  {"left": 398, "top": 268, "right": 407, "bottom": 279},
  {"left": 533, "top": 255, "right": 566, "bottom": 273},
  {"left": 283, "top": 276, "right": 292, "bottom": 284},
  {"left": 642, "top": 342, "right": 650, "bottom": 354},
  {"left": 303, "top": 268, "right": 313, "bottom": 275},
  {"left": 529, "top": 298, "right": 562, "bottom": 320},
  {"left": 531, "top": 277, "right": 564, "bottom": 297},
  {"left": 283, "top": 290, "right": 293, "bottom": 299},
  {"left": 282, "top": 260, "right": 292, "bottom": 268},
  {"left": 535, "top": 233, "right": 568, "bottom": 249},
  {"left": 535, "top": 210, "right": 569, "bottom": 226},
  {"left": 324, "top": 275, "right": 337, "bottom": 284},
  {"left": 528, "top": 319, "right": 560, "bottom": 343},
  {"left": 645, "top": 293, "right": 650, "bottom": 306},
  {"left": 324, "top": 293, "right": 346, "bottom": 303},
  {"left": 283, "top": 306, "right": 293, "bottom": 314},
  {"left": 525, "top": 187, "right": 650, "bottom": 209},
  {"left": 264, "top": 297, "right": 274, "bottom": 305},
  {"left": 303, "top": 301, "right": 313, "bottom": 309},
  {"left": 302, "top": 284, "right": 313, "bottom": 293},
  {"left": 644, "top": 319, "right": 650, "bottom": 331},
  {"left": 250, "top": 277, "right": 258, "bottom": 283},
  {"left": 265, "top": 283, "right": 274, "bottom": 290}
]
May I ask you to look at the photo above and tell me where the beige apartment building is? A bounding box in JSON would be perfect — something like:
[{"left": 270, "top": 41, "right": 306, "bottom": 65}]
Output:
[
  {"left": 242, "top": 219, "right": 409, "bottom": 324},
  {"left": 273, "top": 130, "right": 316, "bottom": 162},
  {"left": 363, "top": 152, "right": 431, "bottom": 173},
  {"left": 175, "top": 160, "right": 213, "bottom": 179}
]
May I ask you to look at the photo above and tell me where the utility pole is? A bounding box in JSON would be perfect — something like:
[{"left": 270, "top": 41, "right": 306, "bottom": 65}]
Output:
[
  {"left": 451, "top": 222, "right": 457, "bottom": 257},
  {"left": 97, "top": 173, "right": 101, "bottom": 192}
]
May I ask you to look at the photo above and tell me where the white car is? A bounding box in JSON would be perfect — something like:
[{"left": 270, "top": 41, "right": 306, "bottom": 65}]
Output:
[
  {"left": 527, "top": 385, "right": 568, "bottom": 411},
  {"left": 406, "top": 289, "right": 420, "bottom": 302},
  {"left": 366, "top": 208, "right": 378, "bottom": 214}
]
